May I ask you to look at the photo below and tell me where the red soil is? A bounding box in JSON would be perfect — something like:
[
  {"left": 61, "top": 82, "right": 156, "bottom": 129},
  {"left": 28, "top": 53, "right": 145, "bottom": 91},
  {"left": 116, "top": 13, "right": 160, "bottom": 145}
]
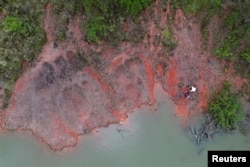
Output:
[{"left": 0, "top": 1, "right": 248, "bottom": 151}]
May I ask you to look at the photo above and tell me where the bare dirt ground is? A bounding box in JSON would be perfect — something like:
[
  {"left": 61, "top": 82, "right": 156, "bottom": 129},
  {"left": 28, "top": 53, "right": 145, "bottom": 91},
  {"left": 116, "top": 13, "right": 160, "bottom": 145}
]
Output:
[{"left": 0, "top": 1, "right": 249, "bottom": 151}]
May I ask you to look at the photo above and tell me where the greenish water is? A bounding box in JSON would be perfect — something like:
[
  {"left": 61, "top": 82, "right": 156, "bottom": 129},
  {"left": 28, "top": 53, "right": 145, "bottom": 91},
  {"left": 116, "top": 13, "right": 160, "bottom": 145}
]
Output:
[{"left": 0, "top": 86, "right": 249, "bottom": 167}]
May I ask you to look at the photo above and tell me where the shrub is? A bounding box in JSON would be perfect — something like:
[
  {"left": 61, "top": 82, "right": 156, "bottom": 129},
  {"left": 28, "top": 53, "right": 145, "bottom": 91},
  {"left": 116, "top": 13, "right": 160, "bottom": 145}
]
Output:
[
  {"left": 85, "top": 15, "right": 114, "bottom": 43},
  {"left": 3, "top": 16, "right": 24, "bottom": 33},
  {"left": 208, "top": 82, "right": 243, "bottom": 130},
  {"left": 161, "top": 29, "right": 177, "bottom": 50},
  {"left": 224, "top": 12, "right": 239, "bottom": 30},
  {"left": 215, "top": 36, "right": 236, "bottom": 61},
  {"left": 240, "top": 48, "right": 250, "bottom": 63}
]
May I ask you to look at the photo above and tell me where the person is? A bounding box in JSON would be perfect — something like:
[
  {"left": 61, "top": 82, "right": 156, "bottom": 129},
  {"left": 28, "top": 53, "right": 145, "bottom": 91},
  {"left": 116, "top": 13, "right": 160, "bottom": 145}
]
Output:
[
  {"left": 184, "top": 92, "right": 190, "bottom": 99},
  {"left": 189, "top": 85, "right": 197, "bottom": 93}
]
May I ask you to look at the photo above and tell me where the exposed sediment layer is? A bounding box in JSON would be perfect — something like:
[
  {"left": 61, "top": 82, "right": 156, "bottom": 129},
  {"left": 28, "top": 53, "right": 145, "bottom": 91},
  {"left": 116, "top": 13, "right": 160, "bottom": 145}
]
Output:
[{"left": 0, "top": 1, "right": 248, "bottom": 151}]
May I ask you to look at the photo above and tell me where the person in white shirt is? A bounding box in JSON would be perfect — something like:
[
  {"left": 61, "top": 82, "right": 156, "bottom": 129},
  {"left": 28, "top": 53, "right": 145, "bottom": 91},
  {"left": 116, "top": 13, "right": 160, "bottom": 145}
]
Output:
[{"left": 189, "top": 86, "right": 197, "bottom": 93}]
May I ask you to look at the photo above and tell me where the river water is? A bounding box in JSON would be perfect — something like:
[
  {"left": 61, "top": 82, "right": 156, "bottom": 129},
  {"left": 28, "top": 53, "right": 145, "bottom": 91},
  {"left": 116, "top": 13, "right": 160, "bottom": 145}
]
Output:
[{"left": 0, "top": 85, "right": 249, "bottom": 167}]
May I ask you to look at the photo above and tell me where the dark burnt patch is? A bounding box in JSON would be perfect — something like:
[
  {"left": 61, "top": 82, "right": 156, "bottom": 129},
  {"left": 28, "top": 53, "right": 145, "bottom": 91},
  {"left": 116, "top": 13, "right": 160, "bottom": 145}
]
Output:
[
  {"left": 54, "top": 56, "right": 70, "bottom": 79},
  {"left": 36, "top": 62, "right": 55, "bottom": 89},
  {"left": 54, "top": 56, "right": 66, "bottom": 67},
  {"left": 90, "top": 54, "right": 103, "bottom": 71},
  {"left": 66, "top": 51, "right": 89, "bottom": 72}
]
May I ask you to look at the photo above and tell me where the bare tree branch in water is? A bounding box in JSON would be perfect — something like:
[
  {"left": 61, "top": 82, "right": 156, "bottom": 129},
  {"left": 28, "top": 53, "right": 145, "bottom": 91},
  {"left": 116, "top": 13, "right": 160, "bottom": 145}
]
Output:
[{"left": 188, "top": 114, "right": 221, "bottom": 144}]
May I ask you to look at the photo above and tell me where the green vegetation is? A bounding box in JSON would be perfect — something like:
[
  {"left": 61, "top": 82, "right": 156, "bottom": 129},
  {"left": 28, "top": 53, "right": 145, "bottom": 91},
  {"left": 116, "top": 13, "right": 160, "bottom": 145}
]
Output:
[
  {"left": 161, "top": 28, "right": 177, "bottom": 51},
  {"left": 172, "top": 0, "right": 223, "bottom": 39},
  {"left": 82, "top": 0, "right": 115, "bottom": 43},
  {"left": 51, "top": 0, "right": 85, "bottom": 41},
  {"left": 117, "top": 0, "right": 152, "bottom": 15},
  {"left": 240, "top": 48, "right": 250, "bottom": 63},
  {"left": 0, "top": 0, "right": 153, "bottom": 106},
  {"left": 169, "top": 0, "right": 249, "bottom": 135},
  {"left": 171, "top": 0, "right": 250, "bottom": 77},
  {"left": 215, "top": 36, "right": 236, "bottom": 61},
  {"left": 84, "top": 15, "right": 115, "bottom": 43},
  {"left": 83, "top": 0, "right": 152, "bottom": 43},
  {"left": 0, "top": 0, "right": 47, "bottom": 105},
  {"left": 171, "top": 0, "right": 223, "bottom": 48},
  {"left": 208, "top": 82, "right": 243, "bottom": 130},
  {"left": 214, "top": 1, "right": 250, "bottom": 77},
  {"left": 3, "top": 16, "right": 25, "bottom": 34},
  {"left": 171, "top": 0, "right": 222, "bottom": 15},
  {"left": 51, "top": 0, "right": 152, "bottom": 43},
  {"left": 51, "top": 0, "right": 115, "bottom": 42}
]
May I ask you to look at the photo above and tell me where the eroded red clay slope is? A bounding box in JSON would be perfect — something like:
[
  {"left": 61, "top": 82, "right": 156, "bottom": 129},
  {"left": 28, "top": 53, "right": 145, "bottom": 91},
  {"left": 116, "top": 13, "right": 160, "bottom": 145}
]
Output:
[{"left": 0, "top": 1, "right": 248, "bottom": 151}]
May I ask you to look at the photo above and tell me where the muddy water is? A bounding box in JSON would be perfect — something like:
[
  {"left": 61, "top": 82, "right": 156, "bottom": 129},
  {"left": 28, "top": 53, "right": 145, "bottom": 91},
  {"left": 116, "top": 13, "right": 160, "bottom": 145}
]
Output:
[{"left": 0, "top": 86, "right": 249, "bottom": 167}]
